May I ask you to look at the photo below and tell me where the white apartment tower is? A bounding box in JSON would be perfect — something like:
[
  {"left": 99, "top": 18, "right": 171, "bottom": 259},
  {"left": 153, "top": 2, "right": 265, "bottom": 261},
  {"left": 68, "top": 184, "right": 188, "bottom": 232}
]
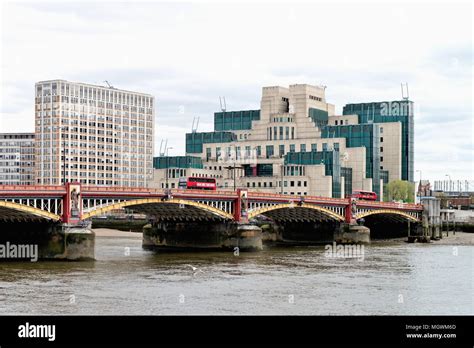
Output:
[{"left": 35, "top": 80, "right": 154, "bottom": 187}]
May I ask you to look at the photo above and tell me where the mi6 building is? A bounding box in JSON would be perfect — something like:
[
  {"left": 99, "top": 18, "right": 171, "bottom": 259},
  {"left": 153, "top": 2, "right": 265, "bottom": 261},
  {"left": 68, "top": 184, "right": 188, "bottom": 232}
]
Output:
[{"left": 151, "top": 84, "right": 413, "bottom": 200}]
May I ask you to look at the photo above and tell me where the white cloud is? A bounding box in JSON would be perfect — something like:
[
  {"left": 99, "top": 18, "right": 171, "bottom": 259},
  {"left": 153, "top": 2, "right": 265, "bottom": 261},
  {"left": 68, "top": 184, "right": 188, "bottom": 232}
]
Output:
[{"left": 0, "top": 0, "right": 472, "bottom": 180}]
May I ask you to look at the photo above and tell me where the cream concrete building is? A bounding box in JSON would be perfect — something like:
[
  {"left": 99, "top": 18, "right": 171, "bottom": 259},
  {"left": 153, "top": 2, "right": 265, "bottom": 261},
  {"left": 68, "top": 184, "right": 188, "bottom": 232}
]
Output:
[
  {"left": 35, "top": 80, "right": 154, "bottom": 187},
  {"left": 151, "top": 84, "right": 414, "bottom": 200}
]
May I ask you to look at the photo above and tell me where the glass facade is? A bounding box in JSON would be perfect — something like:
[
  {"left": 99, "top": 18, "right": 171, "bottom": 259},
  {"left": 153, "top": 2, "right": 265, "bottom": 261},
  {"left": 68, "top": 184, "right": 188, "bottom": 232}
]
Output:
[
  {"left": 343, "top": 100, "right": 414, "bottom": 182},
  {"left": 243, "top": 163, "right": 273, "bottom": 177},
  {"left": 380, "top": 169, "right": 389, "bottom": 184},
  {"left": 284, "top": 150, "right": 341, "bottom": 198},
  {"left": 341, "top": 167, "right": 353, "bottom": 198},
  {"left": 321, "top": 124, "right": 381, "bottom": 196},
  {"left": 308, "top": 108, "right": 329, "bottom": 128},
  {"left": 214, "top": 110, "right": 260, "bottom": 131},
  {"left": 186, "top": 131, "right": 236, "bottom": 154},
  {"left": 153, "top": 156, "right": 203, "bottom": 169}
]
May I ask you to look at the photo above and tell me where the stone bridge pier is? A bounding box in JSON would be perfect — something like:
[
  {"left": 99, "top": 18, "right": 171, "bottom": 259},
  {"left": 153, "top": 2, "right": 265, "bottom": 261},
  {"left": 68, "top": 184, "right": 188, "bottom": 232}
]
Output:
[
  {"left": 142, "top": 221, "right": 262, "bottom": 251},
  {"left": 0, "top": 220, "right": 94, "bottom": 261}
]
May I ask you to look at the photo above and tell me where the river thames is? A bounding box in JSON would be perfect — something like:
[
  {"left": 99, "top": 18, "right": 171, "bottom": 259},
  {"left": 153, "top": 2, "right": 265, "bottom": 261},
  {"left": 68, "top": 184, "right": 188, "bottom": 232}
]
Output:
[{"left": 0, "top": 230, "right": 472, "bottom": 315}]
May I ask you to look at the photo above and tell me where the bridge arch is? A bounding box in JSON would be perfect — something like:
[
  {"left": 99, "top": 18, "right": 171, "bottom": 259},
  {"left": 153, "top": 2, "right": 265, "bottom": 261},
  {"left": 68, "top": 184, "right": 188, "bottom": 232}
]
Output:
[
  {"left": 248, "top": 203, "right": 345, "bottom": 221},
  {"left": 355, "top": 209, "right": 420, "bottom": 222},
  {"left": 81, "top": 198, "right": 234, "bottom": 221},
  {"left": 0, "top": 201, "right": 61, "bottom": 221}
]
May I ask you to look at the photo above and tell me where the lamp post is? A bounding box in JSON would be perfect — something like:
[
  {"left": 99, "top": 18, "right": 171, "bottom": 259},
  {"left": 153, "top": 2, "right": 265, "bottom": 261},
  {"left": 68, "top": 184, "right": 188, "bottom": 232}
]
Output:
[
  {"left": 225, "top": 146, "right": 242, "bottom": 192},
  {"left": 165, "top": 147, "right": 173, "bottom": 189},
  {"left": 224, "top": 164, "right": 243, "bottom": 191}
]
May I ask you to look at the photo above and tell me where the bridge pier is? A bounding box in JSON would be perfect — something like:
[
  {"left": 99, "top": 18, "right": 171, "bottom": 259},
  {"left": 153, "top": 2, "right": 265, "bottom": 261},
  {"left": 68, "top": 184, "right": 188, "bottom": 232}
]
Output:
[
  {"left": 142, "top": 221, "right": 262, "bottom": 251},
  {"left": 0, "top": 221, "right": 94, "bottom": 261},
  {"left": 334, "top": 223, "right": 370, "bottom": 244}
]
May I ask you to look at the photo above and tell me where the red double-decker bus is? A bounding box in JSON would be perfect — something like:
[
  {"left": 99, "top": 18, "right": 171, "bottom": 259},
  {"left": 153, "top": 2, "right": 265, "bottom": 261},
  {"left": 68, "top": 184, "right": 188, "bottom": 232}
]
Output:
[
  {"left": 351, "top": 190, "right": 377, "bottom": 201},
  {"left": 178, "top": 177, "right": 217, "bottom": 190}
]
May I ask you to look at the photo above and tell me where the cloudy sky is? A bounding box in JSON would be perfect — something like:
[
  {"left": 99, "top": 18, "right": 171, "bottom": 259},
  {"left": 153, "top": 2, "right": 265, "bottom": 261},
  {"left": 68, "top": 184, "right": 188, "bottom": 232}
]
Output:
[{"left": 1, "top": 0, "right": 472, "bottom": 180}]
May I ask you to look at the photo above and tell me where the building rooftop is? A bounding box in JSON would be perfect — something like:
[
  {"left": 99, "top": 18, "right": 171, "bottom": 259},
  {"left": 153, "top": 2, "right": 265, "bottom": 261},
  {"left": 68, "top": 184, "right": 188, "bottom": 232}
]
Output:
[{"left": 35, "top": 79, "right": 154, "bottom": 97}]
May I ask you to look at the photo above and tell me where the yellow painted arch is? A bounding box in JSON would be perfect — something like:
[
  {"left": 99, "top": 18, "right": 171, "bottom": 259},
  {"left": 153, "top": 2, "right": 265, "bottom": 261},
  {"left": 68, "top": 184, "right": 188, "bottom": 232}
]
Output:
[
  {"left": 356, "top": 209, "right": 420, "bottom": 222},
  {"left": 0, "top": 201, "right": 61, "bottom": 221},
  {"left": 81, "top": 198, "right": 234, "bottom": 220},
  {"left": 248, "top": 203, "right": 345, "bottom": 221}
]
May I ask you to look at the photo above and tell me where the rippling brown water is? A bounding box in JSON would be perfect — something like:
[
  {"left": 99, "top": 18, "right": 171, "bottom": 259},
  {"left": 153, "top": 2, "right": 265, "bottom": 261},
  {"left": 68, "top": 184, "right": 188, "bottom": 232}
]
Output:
[{"left": 0, "top": 232, "right": 472, "bottom": 315}]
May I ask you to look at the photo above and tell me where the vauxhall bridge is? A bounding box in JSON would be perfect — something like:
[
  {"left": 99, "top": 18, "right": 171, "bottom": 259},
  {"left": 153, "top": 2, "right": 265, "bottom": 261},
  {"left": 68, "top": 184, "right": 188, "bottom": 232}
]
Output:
[{"left": 0, "top": 183, "right": 423, "bottom": 260}]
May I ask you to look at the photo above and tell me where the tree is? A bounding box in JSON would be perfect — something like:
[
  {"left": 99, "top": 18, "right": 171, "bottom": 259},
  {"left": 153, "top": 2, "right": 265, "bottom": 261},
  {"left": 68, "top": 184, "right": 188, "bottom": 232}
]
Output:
[{"left": 384, "top": 180, "right": 415, "bottom": 203}]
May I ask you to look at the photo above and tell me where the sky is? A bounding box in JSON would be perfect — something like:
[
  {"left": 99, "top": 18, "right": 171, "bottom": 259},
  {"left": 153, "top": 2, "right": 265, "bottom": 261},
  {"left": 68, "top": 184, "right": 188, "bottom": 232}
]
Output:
[{"left": 0, "top": 0, "right": 472, "bottom": 181}]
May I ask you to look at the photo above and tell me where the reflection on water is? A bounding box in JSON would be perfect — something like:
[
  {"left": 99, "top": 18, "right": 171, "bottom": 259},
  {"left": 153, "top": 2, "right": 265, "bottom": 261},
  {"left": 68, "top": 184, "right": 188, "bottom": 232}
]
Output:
[{"left": 0, "top": 233, "right": 472, "bottom": 315}]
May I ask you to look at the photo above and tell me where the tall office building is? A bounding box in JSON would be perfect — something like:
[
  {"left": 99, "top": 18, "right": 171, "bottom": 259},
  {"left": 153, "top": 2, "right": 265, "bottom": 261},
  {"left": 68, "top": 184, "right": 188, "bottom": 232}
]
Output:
[
  {"left": 0, "top": 133, "right": 35, "bottom": 185},
  {"left": 342, "top": 101, "right": 414, "bottom": 182},
  {"left": 150, "top": 83, "right": 414, "bottom": 200},
  {"left": 34, "top": 80, "right": 154, "bottom": 187}
]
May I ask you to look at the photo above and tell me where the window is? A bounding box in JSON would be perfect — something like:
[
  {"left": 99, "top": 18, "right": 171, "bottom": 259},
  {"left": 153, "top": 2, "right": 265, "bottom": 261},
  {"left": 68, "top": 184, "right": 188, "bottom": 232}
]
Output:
[
  {"left": 334, "top": 143, "right": 339, "bottom": 151},
  {"left": 290, "top": 181, "right": 295, "bottom": 186},
  {"left": 322, "top": 143, "right": 328, "bottom": 151},
  {"left": 311, "top": 143, "right": 317, "bottom": 152},
  {"left": 279, "top": 144, "right": 285, "bottom": 157},
  {"left": 380, "top": 127, "right": 383, "bottom": 134},
  {"left": 380, "top": 147, "right": 383, "bottom": 152},
  {"left": 380, "top": 137, "right": 383, "bottom": 142},
  {"left": 279, "top": 126, "right": 283, "bottom": 140},
  {"left": 266, "top": 145, "right": 274, "bottom": 158},
  {"left": 290, "top": 144, "right": 295, "bottom": 152},
  {"left": 256, "top": 146, "right": 261, "bottom": 157},
  {"left": 300, "top": 144, "right": 306, "bottom": 152},
  {"left": 380, "top": 156, "right": 383, "bottom": 162},
  {"left": 335, "top": 120, "right": 338, "bottom": 125}
]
